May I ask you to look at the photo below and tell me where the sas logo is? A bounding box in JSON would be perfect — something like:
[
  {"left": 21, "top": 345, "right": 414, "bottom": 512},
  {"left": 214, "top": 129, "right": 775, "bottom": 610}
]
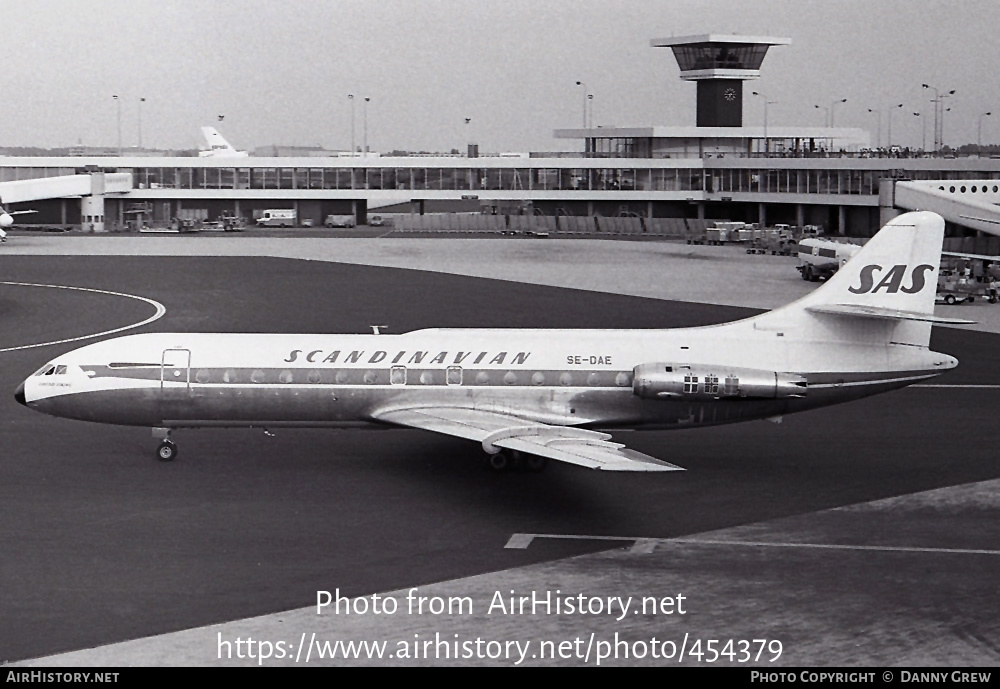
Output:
[{"left": 849, "top": 264, "right": 935, "bottom": 294}]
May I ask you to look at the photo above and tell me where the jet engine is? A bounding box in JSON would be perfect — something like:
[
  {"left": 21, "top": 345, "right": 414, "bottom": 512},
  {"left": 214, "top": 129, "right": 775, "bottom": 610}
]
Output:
[
  {"left": 0, "top": 213, "right": 13, "bottom": 229},
  {"left": 633, "top": 363, "right": 807, "bottom": 400}
]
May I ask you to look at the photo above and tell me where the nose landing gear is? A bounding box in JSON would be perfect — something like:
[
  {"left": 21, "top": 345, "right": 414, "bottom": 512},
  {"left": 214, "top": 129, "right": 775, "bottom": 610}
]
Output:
[
  {"left": 157, "top": 439, "right": 178, "bottom": 461},
  {"left": 153, "top": 427, "right": 177, "bottom": 462}
]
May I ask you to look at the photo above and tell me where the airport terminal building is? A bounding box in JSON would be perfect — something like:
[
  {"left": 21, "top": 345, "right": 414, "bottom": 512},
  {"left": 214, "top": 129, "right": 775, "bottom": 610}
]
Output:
[{"left": 2, "top": 34, "right": 999, "bottom": 238}]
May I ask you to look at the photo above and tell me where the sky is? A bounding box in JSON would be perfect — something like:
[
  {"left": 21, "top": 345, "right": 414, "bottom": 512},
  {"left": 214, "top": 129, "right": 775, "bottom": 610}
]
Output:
[{"left": 2, "top": 0, "right": 998, "bottom": 153}]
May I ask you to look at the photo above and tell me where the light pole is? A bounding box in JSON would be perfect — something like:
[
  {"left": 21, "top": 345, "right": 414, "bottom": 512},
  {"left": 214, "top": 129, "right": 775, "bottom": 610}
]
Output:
[
  {"left": 829, "top": 98, "right": 847, "bottom": 127},
  {"left": 979, "top": 112, "right": 992, "bottom": 154},
  {"left": 922, "top": 84, "right": 955, "bottom": 152},
  {"left": 814, "top": 104, "right": 830, "bottom": 127},
  {"left": 137, "top": 97, "right": 145, "bottom": 149},
  {"left": 363, "top": 97, "right": 370, "bottom": 155},
  {"left": 575, "top": 81, "right": 587, "bottom": 128},
  {"left": 913, "top": 112, "right": 926, "bottom": 153},
  {"left": 752, "top": 91, "right": 775, "bottom": 154},
  {"left": 940, "top": 101, "right": 954, "bottom": 151},
  {"left": 886, "top": 102, "right": 903, "bottom": 148},
  {"left": 112, "top": 94, "right": 121, "bottom": 155},
  {"left": 587, "top": 93, "right": 593, "bottom": 129},
  {"left": 867, "top": 108, "right": 881, "bottom": 148},
  {"left": 348, "top": 94, "right": 355, "bottom": 154},
  {"left": 464, "top": 117, "right": 472, "bottom": 156}
]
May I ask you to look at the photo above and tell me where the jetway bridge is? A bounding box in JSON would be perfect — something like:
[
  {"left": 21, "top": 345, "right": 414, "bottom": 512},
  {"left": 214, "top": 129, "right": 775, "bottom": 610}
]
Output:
[
  {"left": 0, "top": 172, "right": 132, "bottom": 232},
  {"left": 887, "top": 179, "right": 1000, "bottom": 237}
]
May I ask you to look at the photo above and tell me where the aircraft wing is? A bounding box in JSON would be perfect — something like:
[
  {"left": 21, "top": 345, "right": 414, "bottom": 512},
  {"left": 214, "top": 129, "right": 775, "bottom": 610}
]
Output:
[
  {"left": 942, "top": 250, "right": 1000, "bottom": 262},
  {"left": 373, "top": 407, "right": 683, "bottom": 472}
]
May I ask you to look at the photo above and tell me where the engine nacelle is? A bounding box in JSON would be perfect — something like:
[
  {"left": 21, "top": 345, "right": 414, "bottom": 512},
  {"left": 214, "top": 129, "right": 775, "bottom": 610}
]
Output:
[
  {"left": 0, "top": 213, "right": 13, "bottom": 229},
  {"left": 632, "top": 363, "right": 807, "bottom": 400}
]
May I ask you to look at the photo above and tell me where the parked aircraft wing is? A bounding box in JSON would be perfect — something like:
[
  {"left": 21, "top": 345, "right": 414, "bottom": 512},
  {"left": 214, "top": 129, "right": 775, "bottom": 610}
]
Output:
[
  {"left": 374, "top": 407, "right": 683, "bottom": 472},
  {"left": 942, "top": 250, "right": 1000, "bottom": 261},
  {"left": 806, "top": 303, "right": 976, "bottom": 324}
]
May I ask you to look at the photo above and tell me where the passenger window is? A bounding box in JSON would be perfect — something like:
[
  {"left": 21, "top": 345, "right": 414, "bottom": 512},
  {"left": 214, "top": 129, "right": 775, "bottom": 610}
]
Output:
[
  {"left": 223, "top": 369, "right": 238, "bottom": 383},
  {"left": 364, "top": 370, "right": 378, "bottom": 384},
  {"left": 279, "top": 370, "right": 294, "bottom": 384},
  {"left": 724, "top": 375, "right": 739, "bottom": 396},
  {"left": 531, "top": 372, "right": 545, "bottom": 386},
  {"left": 195, "top": 369, "right": 211, "bottom": 383},
  {"left": 559, "top": 372, "right": 573, "bottom": 386},
  {"left": 683, "top": 374, "right": 699, "bottom": 394},
  {"left": 475, "top": 371, "right": 490, "bottom": 385},
  {"left": 704, "top": 374, "right": 719, "bottom": 395},
  {"left": 390, "top": 366, "right": 406, "bottom": 385},
  {"left": 446, "top": 366, "right": 463, "bottom": 385},
  {"left": 503, "top": 371, "right": 518, "bottom": 385},
  {"left": 307, "top": 370, "right": 322, "bottom": 384},
  {"left": 419, "top": 371, "right": 433, "bottom": 385},
  {"left": 251, "top": 369, "right": 266, "bottom": 383}
]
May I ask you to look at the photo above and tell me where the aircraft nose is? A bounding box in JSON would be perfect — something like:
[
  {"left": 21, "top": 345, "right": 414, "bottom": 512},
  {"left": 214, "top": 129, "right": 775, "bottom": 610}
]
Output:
[{"left": 15, "top": 380, "right": 26, "bottom": 406}]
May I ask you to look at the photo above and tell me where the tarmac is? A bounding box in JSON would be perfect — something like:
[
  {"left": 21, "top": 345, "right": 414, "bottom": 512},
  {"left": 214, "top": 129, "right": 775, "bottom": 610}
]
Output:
[
  {"left": 5, "top": 230, "right": 1000, "bottom": 333},
  {"left": 3, "top": 230, "right": 998, "bottom": 667}
]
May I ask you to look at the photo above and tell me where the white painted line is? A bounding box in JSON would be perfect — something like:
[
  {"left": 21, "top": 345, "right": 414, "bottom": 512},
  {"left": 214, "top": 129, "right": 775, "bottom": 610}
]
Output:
[
  {"left": 507, "top": 533, "right": 1000, "bottom": 557},
  {"left": 669, "top": 538, "right": 1000, "bottom": 557},
  {"left": 0, "top": 282, "right": 166, "bottom": 353},
  {"left": 911, "top": 384, "right": 1000, "bottom": 389}
]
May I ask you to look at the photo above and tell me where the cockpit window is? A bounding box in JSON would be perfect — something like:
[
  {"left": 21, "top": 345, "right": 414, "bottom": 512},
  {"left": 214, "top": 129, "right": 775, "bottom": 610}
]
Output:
[
  {"left": 35, "top": 365, "right": 56, "bottom": 376},
  {"left": 54, "top": 365, "right": 68, "bottom": 375}
]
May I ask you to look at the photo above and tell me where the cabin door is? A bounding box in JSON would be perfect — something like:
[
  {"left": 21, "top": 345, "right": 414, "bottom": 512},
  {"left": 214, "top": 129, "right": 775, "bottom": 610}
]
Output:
[{"left": 160, "top": 348, "right": 192, "bottom": 416}]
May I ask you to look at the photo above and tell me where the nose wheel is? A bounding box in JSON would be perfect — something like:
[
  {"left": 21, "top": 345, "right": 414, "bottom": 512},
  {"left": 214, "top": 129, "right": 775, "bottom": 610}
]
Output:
[{"left": 157, "top": 439, "right": 178, "bottom": 462}]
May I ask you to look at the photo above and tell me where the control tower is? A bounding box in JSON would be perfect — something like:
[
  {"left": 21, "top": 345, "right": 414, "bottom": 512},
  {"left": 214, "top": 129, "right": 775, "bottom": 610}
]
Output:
[{"left": 651, "top": 34, "right": 790, "bottom": 127}]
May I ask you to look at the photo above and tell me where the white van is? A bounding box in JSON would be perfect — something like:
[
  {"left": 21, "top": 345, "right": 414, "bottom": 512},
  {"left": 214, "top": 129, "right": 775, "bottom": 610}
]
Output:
[
  {"left": 324, "top": 214, "right": 357, "bottom": 228},
  {"left": 256, "top": 209, "right": 296, "bottom": 227}
]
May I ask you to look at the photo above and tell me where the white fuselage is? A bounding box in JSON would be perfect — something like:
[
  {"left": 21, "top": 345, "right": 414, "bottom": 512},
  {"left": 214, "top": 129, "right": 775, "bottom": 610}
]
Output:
[{"left": 18, "top": 321, "right": 955, "bottom": 432}]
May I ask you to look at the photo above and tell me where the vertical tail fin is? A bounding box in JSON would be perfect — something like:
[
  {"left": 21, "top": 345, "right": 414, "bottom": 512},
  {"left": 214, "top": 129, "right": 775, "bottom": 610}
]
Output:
[
  {"left": 199, "top": 127, "right": 248, "bottom": 157},
  {"left": 751, "top": 211, "right": 969, "bottom": 348},
  {"left": 805, "top": 211, "right": 943, "bottom": 317}
]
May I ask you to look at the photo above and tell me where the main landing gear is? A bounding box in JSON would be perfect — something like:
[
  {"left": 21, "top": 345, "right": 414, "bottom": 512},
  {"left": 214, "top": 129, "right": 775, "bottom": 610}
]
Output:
[
  {"left": 153, "top": 428, "right": 177, "bottom": 462},
  {"left": 484, "top": 449, "right": 548, "bottom": 473}
]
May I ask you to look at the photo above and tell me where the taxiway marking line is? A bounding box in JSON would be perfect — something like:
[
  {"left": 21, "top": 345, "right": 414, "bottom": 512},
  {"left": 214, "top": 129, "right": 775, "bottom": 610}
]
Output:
[
  {"left": 506, "top": 533, "right": 1000, "bottom": 556},
  {"left": 911, "top": 384, "right": 1000, "bottom": 389},
  {"left": 0, "top": 282, "right": 166, "bottom": 352}
]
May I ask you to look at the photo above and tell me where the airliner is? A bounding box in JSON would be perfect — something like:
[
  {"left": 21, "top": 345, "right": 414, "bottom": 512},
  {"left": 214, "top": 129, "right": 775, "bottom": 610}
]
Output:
[
  {"left": 1, "top": 206, "right": 38, "bottom": 238},
  {"left": 198, "top": 127, "right": 249, "bottom": 158},
  {"left": 14, "top": 211, "right": 967, "bottom": 472}
]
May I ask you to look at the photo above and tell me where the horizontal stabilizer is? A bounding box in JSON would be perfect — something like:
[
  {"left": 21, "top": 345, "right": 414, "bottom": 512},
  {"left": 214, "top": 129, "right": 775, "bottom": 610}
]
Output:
[
  {"left": 374, "top": 406, "right": 683, "bottom": 472},
  {"left": 807, "top": 303, "right": 975, "bottom": 325}
]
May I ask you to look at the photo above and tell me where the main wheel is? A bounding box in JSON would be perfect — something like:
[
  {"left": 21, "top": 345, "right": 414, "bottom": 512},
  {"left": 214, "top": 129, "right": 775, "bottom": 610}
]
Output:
[
  {"left": 944, "top": 294, "right": 956, "bottom": 305},
  {"left": 486, "top": 451, "right": 510, "bottom": 472},
  {"left": 524, "top": 455, "right": 548, "bottom": 473},
  {"left": 157, "top": 440, "right": 178, "bottom": 462}
]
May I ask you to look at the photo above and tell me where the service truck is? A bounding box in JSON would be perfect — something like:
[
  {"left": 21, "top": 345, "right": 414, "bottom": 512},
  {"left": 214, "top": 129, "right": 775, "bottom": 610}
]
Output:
[
  {"left": 324, "top": 214, "right": 357, "bottom": 228},
  {"left": 256, "top": 209, "right": 297, "bottom": 227},
  {"left": 796, "top": 237, "right": 863, "bottom": 282}
]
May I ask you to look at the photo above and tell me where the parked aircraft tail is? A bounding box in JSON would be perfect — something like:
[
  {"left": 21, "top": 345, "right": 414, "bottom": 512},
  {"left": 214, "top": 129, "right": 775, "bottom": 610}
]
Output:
[{"left": 199, "top": 127, "right": 249, "bottom": 158}]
